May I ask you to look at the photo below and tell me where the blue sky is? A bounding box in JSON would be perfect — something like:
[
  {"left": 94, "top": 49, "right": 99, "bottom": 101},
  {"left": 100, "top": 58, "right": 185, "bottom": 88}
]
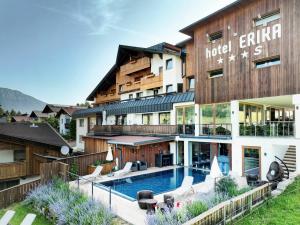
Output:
[{"left": 0, "top": 0, "right": 235, "bottom": 105}]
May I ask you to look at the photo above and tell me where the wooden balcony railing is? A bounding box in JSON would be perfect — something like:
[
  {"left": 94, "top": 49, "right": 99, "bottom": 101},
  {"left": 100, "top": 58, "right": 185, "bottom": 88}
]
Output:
[
  {"left": 95, "top": 92, "right": 120, "bottom": 104},
  {"left": 0, "top": 161, "right": 27, "bottom": 180},
  {"left": 140, "top": 74, "right": 163, "bottom": 90},
  {"left": 120, "top": 57, "right": 151, "bottom": 75},
  {"left": 93, "top": 125, "right": 179, "bottom": 136}
]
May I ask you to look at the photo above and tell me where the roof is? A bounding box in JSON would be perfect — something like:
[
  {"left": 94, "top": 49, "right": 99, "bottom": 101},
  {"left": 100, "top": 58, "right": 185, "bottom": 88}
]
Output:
[
  {"left": 42, "top": 104, "right": 73, "bottom": 114},
  {"left": 55, "top": 106, "right": 87, "bottom": 118},
  {"left": 0, "top": 122, "right": 70, "bottom": 148},
  {"left": 29, "top": 111, "right": 49, "bottom": 119},
  {"left": 180, "top": 0, "right": 245, "bottom": 36},
  {"left": 11, "top": 116, "right": 32, "bottom": 122},
  {"left": 86, "top": 43, "right": 182, "bottom": 101},
  {"left": 85, "top": 135, "right": 174, "bottom": 146},
  {"left": 73, "top": 91, "right": 194, "bottom": 118}
]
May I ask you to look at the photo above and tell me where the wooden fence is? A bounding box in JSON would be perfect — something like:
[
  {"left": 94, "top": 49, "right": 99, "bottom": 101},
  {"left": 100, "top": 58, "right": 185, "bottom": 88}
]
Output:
[
  {"left": 40, "top": 161, "right": 69, "bottom": 184},
  {"left": 0, "top": 179, "right": 41, "bottom": 209},
  {"left": 58, "top": 152, "right": 107, "bottom": 176},
  {"left": 184, "top": 183, "right": 271, "bottom": 225}
]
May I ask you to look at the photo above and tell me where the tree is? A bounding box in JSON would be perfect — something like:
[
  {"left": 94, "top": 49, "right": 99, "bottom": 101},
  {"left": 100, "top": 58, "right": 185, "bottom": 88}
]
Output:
[
  {"left": 46, "top": 117, "right": 59, "bottom": 131},
  {"left": 10, "top": 109, "right": 16, "bottom": 116},
  {"left": 76, "top": 101, "right": 91, "bottom": 108},
  {"left": 69, "top": 119, "right": 76, "bottom": 140},
  {"left": 0, "top": 106, "right": 4, "bottom": 117}
]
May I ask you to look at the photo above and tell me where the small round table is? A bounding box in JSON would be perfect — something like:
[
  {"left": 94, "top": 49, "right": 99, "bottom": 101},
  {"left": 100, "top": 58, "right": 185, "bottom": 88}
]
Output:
[{"left": 139, "top": 199, "right": 158, "bottom": 214}]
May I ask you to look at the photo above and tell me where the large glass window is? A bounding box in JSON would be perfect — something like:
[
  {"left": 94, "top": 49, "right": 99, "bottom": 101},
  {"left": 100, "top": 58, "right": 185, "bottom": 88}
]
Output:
[
  {"left": 239, "top": 103, "right": 263, "bottom": 124},
  {"left": 200, "top": 103, "right": 230, "bottom": 124},
  {"left": 159, "top": 112, "right": 170, "bottom": 125},
  {"left": 243, "top": 147, "right": 260, "bottom": 177},
  {"left": 116, "top": 115, "right": 127, "bottom": 125},
  {"left": 142, "top": 114, "right": 153, "bottom": 125},
  {"left": 176, "top": 106, "right": 195, "bottom": 135},
  {"left": 188, "top": 77, "right": 195, "bottom": 90},
  {"left": 176, "top": 108, "right": 183, "bottom": 125},
  {"left": 191, "top": 142, "right": 211, "bottom": 169},
  {"left": 215, "top": 104, "right": 231, "bottom": 124}
]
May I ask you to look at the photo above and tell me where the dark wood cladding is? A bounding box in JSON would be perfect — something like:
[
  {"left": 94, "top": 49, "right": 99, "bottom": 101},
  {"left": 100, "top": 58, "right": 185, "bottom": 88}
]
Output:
[{"left": 187, "top": 0, "right": 300, "bottom": 104}]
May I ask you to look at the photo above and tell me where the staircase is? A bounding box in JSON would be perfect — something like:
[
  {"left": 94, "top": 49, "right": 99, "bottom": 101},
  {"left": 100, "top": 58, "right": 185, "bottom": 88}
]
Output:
[{"left": 281, "top": 145, "right": 297, "bottom": 178}]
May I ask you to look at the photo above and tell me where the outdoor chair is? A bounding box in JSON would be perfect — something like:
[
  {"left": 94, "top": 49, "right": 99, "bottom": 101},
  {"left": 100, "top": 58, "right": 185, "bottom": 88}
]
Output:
[
  {"left": 131, "top": 162, "right": 138, "bottom": 172},
  {"left": 80, "top": 165, "right": 103, "bottom": 182},
  {"left": 114, "top": 162, "right": 133, "bottom": 177},
  {"left": 170, "top": 176, "right": 194, "bottom": 200},
  {"left": 137, "top": 190, "right": 154, "bottom": 209},
  {"left": 20, "top": 213, "right": 36, "bottom": 225},
  {"left": 139, "top": 161, "right": 147, "bottom": 171},
  {"left": 0, "top": 210, "right": 15, "bottom": 225}
]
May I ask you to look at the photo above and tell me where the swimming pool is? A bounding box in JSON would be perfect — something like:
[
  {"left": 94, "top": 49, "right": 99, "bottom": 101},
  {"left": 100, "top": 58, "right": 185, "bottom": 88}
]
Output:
[{"left": 96, "top": 167, "right": 208, "bottom": 201}]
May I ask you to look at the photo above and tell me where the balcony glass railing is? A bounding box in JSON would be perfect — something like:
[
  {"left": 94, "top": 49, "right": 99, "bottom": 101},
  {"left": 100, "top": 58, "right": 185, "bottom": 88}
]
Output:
[
  {"left": 239, "top": 121, "right": 294, "bottom": 137},
  {"left": 199, "top": 124, "right": 232, "bottom": 136}
]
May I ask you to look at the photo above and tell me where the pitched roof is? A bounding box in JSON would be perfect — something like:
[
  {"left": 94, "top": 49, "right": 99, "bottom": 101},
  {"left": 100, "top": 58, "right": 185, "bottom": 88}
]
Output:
[
  {"left": 11, "top": 116, "right": 32, "bottom": 122},
  {"left": 180, "top": 0, "right": 245, "bottom": 36},
  {"left": 0, "top": 122, "right": 70, "bottom": 148},
  {"left": 56, "top": 106, "right": 87, "bottom": 117},
  {"left": 29, "top": 111, "right": 49, "bottom": 119},
  {"left": 42, "top": 104, "right": 73, "bottom": 114},
  {"left": 74, "top": 91, "right": 195, "bottom": 118}
]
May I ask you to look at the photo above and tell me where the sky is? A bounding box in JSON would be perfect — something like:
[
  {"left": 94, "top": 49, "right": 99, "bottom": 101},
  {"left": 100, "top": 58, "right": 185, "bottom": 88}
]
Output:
[{"left": 0, "top": 0, "right": 235, "bottom": 105}]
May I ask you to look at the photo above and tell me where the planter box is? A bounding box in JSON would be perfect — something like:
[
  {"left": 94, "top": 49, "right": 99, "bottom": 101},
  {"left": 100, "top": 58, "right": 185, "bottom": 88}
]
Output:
[{"left": 87, "top": 162, "right": 115, "bottom": 175}]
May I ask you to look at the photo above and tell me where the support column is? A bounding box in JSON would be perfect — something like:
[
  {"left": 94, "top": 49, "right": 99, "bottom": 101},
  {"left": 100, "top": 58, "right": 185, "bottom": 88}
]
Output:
[
  {"left": 169, "top": 142, "right": 176, "bottom": 165},
  {"left": 195, "top": 104, "right": 200, "bottom": 136},
  {"left": 231, "top": 100, "right": 239, "bottom": 139},
  {"left": 184, "top": 140, "right": 190, "bottom": 167},
  {"left": 292, "top": 94, "right": 300, "bottom": 138}
]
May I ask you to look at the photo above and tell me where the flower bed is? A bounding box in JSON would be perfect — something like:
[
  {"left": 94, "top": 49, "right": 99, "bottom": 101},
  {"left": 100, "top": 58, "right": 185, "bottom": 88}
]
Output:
[
  {"left": 25, "top": 178, "right": 113, "bottom": 225},
  {"left": 146, "top": 177, "right": 252, "bottom": 225}
]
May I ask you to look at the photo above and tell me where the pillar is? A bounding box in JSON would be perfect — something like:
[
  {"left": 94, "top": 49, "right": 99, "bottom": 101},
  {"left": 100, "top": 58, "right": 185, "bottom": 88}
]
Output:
[
  {"left": 169, "top": 142, "right": 176, "bottom": 165},
  {"left": 292, "top": 94, "right": 300, "bottom": 138},
  {"left": 195, "top": 104, "right": 200, "bottom": 136},
  {"left": 231, "top": 100, "right": 239, "bottom": 139},
  {"left": 184, "top": 140, "right": 190, "bottom": 167}
]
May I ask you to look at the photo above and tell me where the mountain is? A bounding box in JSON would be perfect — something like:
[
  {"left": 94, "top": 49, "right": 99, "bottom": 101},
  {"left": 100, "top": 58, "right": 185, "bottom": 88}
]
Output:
[{"left": 0, "top": 87, "right": 46, "bottom": 114}]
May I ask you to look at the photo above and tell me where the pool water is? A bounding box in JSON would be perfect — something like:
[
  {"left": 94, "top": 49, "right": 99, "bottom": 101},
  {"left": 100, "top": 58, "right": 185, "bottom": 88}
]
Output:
[{"left": 96, "top": 167, "right": 208, "bottom": 201}]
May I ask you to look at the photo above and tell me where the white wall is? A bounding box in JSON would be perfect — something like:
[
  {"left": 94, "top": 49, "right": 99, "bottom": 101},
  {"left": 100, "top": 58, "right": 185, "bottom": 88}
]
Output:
[
  {"left": 162, "top": 54, "right": 183, "bottom": 93},
  {"left": 59, "top": 114, "right": 71, "bottom": 135},
  {"left": 0, "top": 150, "right": 14, "bottom": 163},
  {"left": 127, "top": 114, "right": 143, "bottom": 125},
  {"left": 106, "top": 115, "right": 116, "bottom": 125},
  {"left": 76, "top": 118, "right": 88, "bottom": 150}
]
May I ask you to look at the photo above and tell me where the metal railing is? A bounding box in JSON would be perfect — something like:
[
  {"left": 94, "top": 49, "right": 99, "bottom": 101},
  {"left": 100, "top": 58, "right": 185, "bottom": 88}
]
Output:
[
  {"left": 198, "top": 123, "right": 232, "bottom": 136},
  {"left": 275, "top": 156, "right": 289, "bottom": 179},
  {"left": 239, "top": 121, "right": 294, "bottom": 137}
]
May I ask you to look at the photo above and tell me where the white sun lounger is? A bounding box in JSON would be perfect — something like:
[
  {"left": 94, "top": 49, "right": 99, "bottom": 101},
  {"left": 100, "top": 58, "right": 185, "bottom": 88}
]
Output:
[
  {"left": 114, "top": 162, "right": 132, "bottom": 177},
  {"left": 81, "top": 165, "right": 103, "bottom": 182},
  {"left": 20, "top": 213, "right": 36, "bottom": 225},
  {"left": 170, "top": 176, "right": 194, "bottom": 199},
  {"left": 0, "top": 210, "right": 15, "bottom": 225}
]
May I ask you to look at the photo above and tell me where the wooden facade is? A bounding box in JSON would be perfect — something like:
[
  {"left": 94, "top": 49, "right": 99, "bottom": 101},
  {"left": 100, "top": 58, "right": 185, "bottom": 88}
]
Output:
[
  {"left": 184, "top": 0, "right": 300, "bottom": 104},
  {"left": 114, "top": 141, "right": 170, "bottom": 168},
  {"left": 82, "top": 136, "right": 109, "bottom": 154}
]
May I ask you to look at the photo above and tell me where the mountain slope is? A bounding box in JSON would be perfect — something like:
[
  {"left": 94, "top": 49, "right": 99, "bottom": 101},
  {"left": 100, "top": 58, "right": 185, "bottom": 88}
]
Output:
[{"left": 0, "top": 87, "right": 46, "bottom": 113}]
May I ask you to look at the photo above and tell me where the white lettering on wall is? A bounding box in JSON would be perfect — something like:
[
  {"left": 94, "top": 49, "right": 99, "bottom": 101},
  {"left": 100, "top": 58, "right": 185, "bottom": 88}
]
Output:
[{"left": 254, "top": 45, "right": 262, "bottom": 56}]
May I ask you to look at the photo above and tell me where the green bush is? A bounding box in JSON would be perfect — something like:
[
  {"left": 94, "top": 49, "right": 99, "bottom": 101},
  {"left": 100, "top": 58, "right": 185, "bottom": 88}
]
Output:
[
  {"left": 216, "top": 177, "right": 238, "bottom": 197},
  {"left": 186, "top": 201, "right": 208, "bottom": 218}
]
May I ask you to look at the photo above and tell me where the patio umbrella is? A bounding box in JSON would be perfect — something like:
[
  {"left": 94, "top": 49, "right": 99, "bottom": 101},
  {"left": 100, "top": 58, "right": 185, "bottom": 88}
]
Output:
[
  {"left": 106, "top": 146, "right": 113, "bottom": 161},
  {"left": 209, "top": 156, "right": 223, "bottom": 178}
]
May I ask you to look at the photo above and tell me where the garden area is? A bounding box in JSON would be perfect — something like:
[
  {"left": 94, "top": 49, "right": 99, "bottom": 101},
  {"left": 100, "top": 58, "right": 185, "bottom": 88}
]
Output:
[
  {"left": 236, "top": 176, "right": 300, "bottom": 225},
  {"left": 146, "top": 176, "right": 251, "bottom": 225}
]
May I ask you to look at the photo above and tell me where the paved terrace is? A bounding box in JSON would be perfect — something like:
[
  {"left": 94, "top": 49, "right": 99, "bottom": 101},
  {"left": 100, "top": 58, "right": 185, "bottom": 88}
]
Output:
[{"left": 70, "top": 166, "right": 211, "bottom": 225}]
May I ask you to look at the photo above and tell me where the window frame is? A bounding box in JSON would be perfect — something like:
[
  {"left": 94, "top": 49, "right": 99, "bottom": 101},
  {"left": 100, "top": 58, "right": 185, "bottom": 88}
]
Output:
[
  {"left": 159, "top": 112, "right": 171, "bottom": 125},
  {"left": 187, "top": 77, "right": 195, "bottom": 90},
  {"left": 208, "top": 69, "right": 223, "bottom": 79},
  {"left": 208, "top": 30, "right": 223, "bottom": 42},
  {"left": 166, "top": 84, "right": 173, "bottom": 93},
  {"left": 166, "top": 58, "right": 173, "bottom": 70},
  {"left": 254, "top": 10, "right": 280, "bottom": 27},
  {"left": 79, "top": 119, "right": 84, "bottom": 127},
  {"left": 255, "top": 56, "right": 280, "bottom": 69}
]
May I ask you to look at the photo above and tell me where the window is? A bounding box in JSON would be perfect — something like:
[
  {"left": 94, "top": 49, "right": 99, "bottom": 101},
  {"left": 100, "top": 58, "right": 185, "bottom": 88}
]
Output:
[
  {"left": 153, "top": 89, "right": 159, "bottom": 96},
  {"left": 177, "top": 83, "right": 183, "bottom": 93},
  {"left": 208, "top": 31, "right": 223, "bottom": 42},
  {"left": 136, "top": 92, "right": 143, "bottom": 99},
  {"left": 119, "top": 84, "right": 124, "bottom": 93},
  {"left": 255, "top": 57, "right": 280, "bottom": 69},
  {"left": 66, "top": 118, "right": 70, "bottom": 124},
  {"left": 159, "top": 112, "right": 170, "bottom": 125},
  {"left": 134, "top": 77, "right": 142, "bottom": 82},
  {"left": 166, "top": 59, "right": 173, "bottom": 70},
  {"left": 14, "top": 150, "right": 25, "bottom": 162},
  {"left": 209, "top": 69, "right": 223, "bottom": 78},
  {"left": 142, "top": 114, "right": 153, "bottom": 125},
  {"left": 116, "top": 115, "right": 127, "bottom": 125},
  {"left": 239, "top": 103, "right": 263, "bottom": 124},
  {"left": 188, "top": 77, "right": 195, "bottom": 90},
  {"left": 166, "top": 85, "right": 173, "bottom": 93},
  {"left": 255, "top": 11, "right": 280, "bottom": 26},
  {"left": 79, "top": 119, "right": 84, "bottom": 127},
  {"left": 159, "top": 66, "right": 163, "bottom": 76},
  {"left": 129, "top": 94, "right": 133, "bottom": 99}
]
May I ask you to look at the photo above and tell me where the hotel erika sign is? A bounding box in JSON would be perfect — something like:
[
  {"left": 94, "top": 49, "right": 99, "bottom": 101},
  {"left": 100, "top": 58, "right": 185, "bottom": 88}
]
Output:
[{"left": 205, "top": 23, "right": 281, "bottom": 63}]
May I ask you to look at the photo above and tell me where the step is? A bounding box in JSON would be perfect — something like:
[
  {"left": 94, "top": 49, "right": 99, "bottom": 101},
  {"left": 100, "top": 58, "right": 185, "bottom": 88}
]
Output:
[{"left": 283, "top": 159, "right": 296, "bottom": 163}]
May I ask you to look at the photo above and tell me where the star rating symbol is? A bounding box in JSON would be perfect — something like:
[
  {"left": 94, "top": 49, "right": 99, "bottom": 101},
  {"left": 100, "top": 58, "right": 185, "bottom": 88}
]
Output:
[
  {"left": 229, "top": 54, "right": 236, "bottom": 62},
  {"left": 241, "top": 50, "right": 249, "bottom": 58},
  {"left": 217, "top": 57, "right": 223, "bottom": 64}
]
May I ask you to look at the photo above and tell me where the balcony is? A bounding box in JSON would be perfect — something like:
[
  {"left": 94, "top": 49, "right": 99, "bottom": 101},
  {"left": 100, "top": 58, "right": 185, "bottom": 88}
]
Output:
[
  {"left": 121, "top": 80, "right": 141, "bottom": 93},
  {"left": 178, "top": 124, "right": 232, "bottom": 137},
  {"left": 95, "top": 92, "right": 120, "bottom": 105},
  {"left": 0, "top": 161, "right": 27, "bottom": 180},
  {"left": 93, "top": 125, "right": 178, "bottom": 136},
  {"left": 120, "top": 57, "right": 151, "bottom": 76},
  {"left": 239, "top": 121, "right": 294, "bottom": 137},
  {"left": 140, "top": 74, "right": 163, "bottom": 90}
]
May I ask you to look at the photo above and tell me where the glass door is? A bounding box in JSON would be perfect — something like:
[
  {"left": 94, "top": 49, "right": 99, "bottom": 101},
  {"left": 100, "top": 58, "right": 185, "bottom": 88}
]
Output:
[{"left": 243, "top": 146, "right": 261, "bottom": 178}]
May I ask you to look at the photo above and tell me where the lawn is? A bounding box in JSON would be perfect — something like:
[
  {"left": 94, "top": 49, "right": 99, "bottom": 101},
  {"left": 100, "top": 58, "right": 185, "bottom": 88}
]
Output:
[
  {"left": 0, "top": 203, "right": 53, "bottom": 225},
  {"left": 236, "top": 177, "right": 300, "bottom": 225}
]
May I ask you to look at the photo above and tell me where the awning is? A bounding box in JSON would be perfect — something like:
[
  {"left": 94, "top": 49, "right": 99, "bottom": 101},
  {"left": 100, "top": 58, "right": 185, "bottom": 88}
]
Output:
[{"left": 106, "top": 135, "right": 175, "bottom": 146}]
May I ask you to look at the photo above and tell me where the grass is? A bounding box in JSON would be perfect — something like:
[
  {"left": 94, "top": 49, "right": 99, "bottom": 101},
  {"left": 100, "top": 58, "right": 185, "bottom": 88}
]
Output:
[
  {"left": 0, "top": 203, "right": 53, "bottom": 225},
  {"left": 236, "top": 177, "right": 300, "bottom": 225}
]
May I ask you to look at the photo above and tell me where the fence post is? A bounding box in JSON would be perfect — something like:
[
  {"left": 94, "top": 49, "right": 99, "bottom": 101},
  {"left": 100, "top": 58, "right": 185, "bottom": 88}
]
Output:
[
  {"left": 223, "top": 205, "right": 226, "bottom": 225},
  {"left": 230, "top": 200, "right": 233, "bottom": 225},
  {"left": 249, "top": 193, "right": 253, "bottom": 211},
  {"left": 77, "top": 177, "right": 79, "bottom": 189},
  {"left": 92, "top": 181, "right": 94, "bottom": 201}
]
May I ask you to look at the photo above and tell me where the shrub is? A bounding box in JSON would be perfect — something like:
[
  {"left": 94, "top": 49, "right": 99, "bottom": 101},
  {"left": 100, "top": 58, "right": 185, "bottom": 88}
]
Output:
[
  {"left": 186, "top": 201, "right": 208, "bottom": 218},
  {"left": 25, "top": 179, "right": 113, "bottom": 225},
  {"left": 216, "top": 177, "right": 238, "bottom": 197},
  {"left": 146, "top": 208, "right": 189, "bottom": 225}
]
